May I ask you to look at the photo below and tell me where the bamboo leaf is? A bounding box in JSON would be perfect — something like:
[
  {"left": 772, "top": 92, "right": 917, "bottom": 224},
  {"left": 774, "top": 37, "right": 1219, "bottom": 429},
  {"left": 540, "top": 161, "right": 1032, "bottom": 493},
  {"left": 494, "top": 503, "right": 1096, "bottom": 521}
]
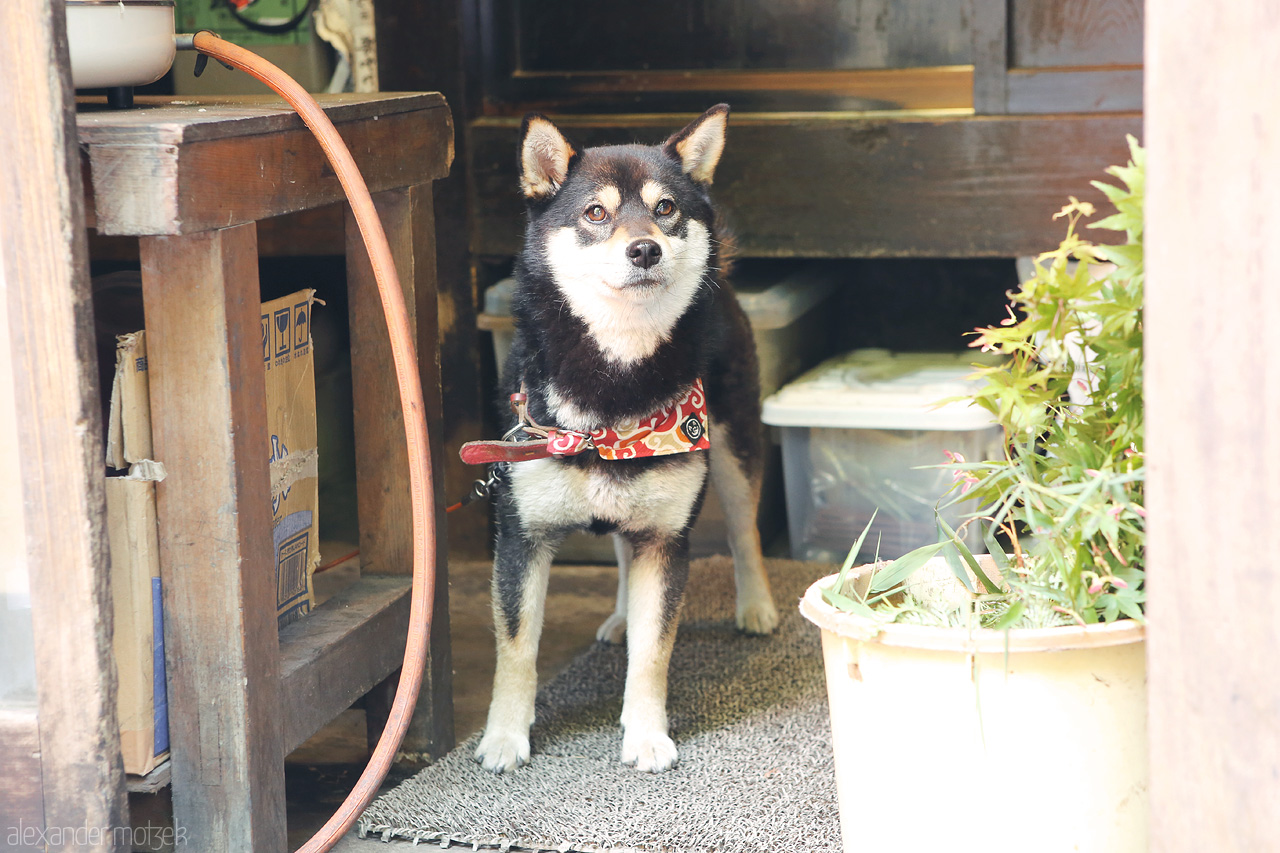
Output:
[
  {"left": 831, "top": 510, "right": 879, "bottom": 601},
  {"left": 981, "top": 524, "right": 1010, "bottom": 572},
  {"left": 941, "top": 535, "right": 976, "bottom": 594},
  {"left": 867, "top": 543, "right": 946, "bottom": 594},
  {"left": 821, "top": 585, "right": 881, "bottom": 620},
  {"left": 937, "top": 514, "right": 1002, "bottom": 594}
]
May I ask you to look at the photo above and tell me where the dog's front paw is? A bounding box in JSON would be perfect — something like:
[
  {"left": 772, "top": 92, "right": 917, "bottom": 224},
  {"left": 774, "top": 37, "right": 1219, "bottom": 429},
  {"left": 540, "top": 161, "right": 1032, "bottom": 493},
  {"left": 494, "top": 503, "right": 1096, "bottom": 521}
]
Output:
[
  {"left": 474, "top": 729, "right": 530, "bottom": 774},
  {"left": 595, "top": 612, "right": 627, "bottom": 644},
  {"left": 621, "top": 729, "right": 678, "bottom": 773},
  {"left": 736, "top": 597, "right": 780, "bottom": 635}
]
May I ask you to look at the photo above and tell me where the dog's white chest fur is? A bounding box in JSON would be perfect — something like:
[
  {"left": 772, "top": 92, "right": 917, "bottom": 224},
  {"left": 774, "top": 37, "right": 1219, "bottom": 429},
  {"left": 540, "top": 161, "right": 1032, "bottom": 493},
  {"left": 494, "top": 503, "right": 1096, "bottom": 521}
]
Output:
[{"left": 506, "top": 453, "right": 708, "bottom": 537}]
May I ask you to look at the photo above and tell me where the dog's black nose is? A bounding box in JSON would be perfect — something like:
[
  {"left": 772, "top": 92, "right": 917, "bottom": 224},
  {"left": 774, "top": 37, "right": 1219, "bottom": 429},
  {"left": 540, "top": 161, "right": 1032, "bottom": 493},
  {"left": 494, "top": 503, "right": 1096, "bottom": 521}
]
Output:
[{"left": 627, "top": 239, "right": 662, "bottom": 269}]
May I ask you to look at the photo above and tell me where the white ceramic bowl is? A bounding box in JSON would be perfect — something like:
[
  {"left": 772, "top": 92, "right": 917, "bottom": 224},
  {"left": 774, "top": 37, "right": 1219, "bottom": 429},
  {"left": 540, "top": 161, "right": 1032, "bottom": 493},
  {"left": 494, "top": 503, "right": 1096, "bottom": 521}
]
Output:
[{"left": 65, "top": 0, "right": 176, "bottom": 89}]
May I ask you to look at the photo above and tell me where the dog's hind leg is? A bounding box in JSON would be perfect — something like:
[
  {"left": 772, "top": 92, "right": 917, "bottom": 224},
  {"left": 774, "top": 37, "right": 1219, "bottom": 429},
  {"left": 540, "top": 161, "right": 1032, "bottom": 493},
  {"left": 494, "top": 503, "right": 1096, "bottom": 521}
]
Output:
[
  {"left": 595, "top": 533, "right": 632, "bottom": 644},
  {"left": 619, "top": 533, "right": 690, "bottom": 772},
  {"left": 475, "top": 519, "right": 556, "bottom": 773},
  {"left": 710, "top": 424, "right": 779, "bottom": 635}
]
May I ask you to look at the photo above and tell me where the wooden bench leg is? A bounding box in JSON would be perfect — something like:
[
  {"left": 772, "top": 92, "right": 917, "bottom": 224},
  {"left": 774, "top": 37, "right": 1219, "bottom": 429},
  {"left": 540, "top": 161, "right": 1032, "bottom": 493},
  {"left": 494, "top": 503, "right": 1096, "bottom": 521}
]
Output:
[
  {"left": 347, "top": 184, "right": 454, "bottom": 761},
  {"left": 140, "top": 223, "right": 286, "bottom": 852}
]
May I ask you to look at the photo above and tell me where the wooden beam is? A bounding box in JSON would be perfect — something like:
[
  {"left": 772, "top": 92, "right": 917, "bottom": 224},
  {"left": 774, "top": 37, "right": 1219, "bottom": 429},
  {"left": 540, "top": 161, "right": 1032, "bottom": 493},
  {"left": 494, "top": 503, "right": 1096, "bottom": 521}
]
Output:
[
  {"left": 278, "top": 575, "right": 412, "bottom": 755},
  {"left": 1145, "top": 2, "right": 1280, "bottom": 848},
  {"left": 78, "top": 94, "right": 452, "bottom": 236},
  {"left": 347, "top": 186, "right": 455, "bottom": 760},
  {"left": 468, "top": 112, "right": 1142, "bottom": 259},
  {"left": 1006, "top": 67, "right": 1143, "bottom": 114},
  {"left": 0, "top": 2, "right": 128, "bottom": 849},
  {"left": 490, "top": 67, "right": 974, "bottom": 115},
  {"left": 139, "top": 224, "right": 286, "bottom": 852}
]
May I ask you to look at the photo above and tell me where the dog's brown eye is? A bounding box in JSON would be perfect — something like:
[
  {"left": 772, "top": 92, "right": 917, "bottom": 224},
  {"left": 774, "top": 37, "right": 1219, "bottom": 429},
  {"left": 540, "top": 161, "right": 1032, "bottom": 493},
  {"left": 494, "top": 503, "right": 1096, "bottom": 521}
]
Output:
[
  {"left": 655, "top": 199, "right": 675, "bottom": 216},
  {"left": 584, "top": 204, "right": 608, "bottom": 223}
]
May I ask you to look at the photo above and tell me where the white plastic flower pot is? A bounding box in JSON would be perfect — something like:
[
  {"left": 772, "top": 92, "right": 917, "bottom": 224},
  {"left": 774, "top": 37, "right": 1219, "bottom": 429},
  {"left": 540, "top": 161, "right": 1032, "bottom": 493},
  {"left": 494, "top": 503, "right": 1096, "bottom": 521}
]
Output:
[{"left": 800, "top": 557, "right": 1147, "bottom": 853}]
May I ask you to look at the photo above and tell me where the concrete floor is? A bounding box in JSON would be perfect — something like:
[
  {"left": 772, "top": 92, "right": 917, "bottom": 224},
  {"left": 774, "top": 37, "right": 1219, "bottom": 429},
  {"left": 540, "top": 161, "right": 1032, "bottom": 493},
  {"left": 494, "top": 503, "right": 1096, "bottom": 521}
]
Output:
[{"left": 284, "top": 546, "right": 622, "bottom": 852}]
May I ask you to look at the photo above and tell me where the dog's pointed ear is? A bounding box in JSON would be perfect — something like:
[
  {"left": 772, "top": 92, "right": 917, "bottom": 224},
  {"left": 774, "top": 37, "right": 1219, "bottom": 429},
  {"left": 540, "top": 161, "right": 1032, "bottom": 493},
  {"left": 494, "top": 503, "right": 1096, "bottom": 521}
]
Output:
[
  {"left": 520, "top": 114, "right": 578, "bottom": 201},
  {"left": 663, "top": 104, "right": 729, "bottom": 185}
]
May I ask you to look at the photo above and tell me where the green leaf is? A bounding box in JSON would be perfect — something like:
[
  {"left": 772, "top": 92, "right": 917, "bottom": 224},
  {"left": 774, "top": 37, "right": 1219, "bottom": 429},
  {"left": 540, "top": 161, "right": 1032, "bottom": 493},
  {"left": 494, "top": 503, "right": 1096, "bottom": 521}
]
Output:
[
  {"left": 822, "top": 585, "right": 882, "bottom": 620},
  {"left": 942, "top": 538, "right": 976, "bottom": 594},
  {"left": 1117, "top": 596, "right": 1145, "bottom": 623},
  {"left": 831, "top": 510, "right": 879, "bottom": 602},
  {"left": 867, "top": 542, "right": 946, "bottom": 594},
  {"left": 937, "top": 514, "right": 1002, "bottom": 594},
  {"left": 988, "top": 600, "right": 1026, "bottom": 631},
  {"left": 981, "top": 524, "right": 1010, "bottom": 573}
]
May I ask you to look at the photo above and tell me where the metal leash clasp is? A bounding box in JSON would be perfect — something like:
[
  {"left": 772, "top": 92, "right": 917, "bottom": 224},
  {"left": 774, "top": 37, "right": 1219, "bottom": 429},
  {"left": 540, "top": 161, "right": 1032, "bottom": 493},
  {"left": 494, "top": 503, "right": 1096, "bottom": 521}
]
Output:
[{"left": 457, "top": 463, "right": 504, "bottom": 509}]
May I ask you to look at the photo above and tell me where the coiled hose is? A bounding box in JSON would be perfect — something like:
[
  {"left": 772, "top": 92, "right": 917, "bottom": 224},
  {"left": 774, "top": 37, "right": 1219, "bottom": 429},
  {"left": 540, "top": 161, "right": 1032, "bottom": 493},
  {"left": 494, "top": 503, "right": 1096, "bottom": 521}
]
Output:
[{"left": 188, "top": 32, "right": 437, "bottom": 853}]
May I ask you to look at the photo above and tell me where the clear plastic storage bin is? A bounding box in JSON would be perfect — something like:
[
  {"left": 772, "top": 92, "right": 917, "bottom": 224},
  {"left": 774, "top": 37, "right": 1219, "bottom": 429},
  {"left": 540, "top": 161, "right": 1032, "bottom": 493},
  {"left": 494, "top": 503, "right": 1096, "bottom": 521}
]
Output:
[{"left": 762, "top": 349, "right": 1002, "bottom": 563}]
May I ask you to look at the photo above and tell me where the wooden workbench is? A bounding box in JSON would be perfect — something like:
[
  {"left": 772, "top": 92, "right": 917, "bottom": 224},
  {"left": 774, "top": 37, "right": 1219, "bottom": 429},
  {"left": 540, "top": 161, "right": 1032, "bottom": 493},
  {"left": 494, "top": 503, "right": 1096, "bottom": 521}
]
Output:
[{"left": 77, "top": 92, "right": 455, "bottom": 851}]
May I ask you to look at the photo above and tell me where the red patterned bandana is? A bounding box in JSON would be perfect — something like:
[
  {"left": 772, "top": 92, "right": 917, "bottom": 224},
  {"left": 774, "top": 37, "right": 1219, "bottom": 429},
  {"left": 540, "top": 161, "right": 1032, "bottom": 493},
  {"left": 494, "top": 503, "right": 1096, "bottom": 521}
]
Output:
[
  {"left": 546, "top": 379, "right": 710, "bottom": 460},
  {"left": 459, "top": 380, "right": 710, "bottom": 467}
]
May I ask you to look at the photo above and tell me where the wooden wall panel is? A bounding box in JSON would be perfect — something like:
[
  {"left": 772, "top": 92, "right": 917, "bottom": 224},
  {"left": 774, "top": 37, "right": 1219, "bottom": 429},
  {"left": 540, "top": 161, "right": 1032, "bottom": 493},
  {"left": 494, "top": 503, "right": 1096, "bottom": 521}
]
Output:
[
  {"left": 469, "top": 112, "right": 1141, "bottom": 259},
  {"left": 1011, "top": 0, "right": 1143, "bottom": 68},
  {"left": 512, "top": 0, "right": 972, "bottom": 72},
  {"left": 1145, "top": 2, "right": 1280, "bottom": 849}
]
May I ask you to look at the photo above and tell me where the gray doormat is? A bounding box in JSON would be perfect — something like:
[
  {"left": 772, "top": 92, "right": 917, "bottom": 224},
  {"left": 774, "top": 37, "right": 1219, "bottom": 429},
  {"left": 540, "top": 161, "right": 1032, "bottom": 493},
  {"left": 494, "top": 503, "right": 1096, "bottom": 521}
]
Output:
[{"left": 357, "top": 556, "right": 841, "bottom": 853}]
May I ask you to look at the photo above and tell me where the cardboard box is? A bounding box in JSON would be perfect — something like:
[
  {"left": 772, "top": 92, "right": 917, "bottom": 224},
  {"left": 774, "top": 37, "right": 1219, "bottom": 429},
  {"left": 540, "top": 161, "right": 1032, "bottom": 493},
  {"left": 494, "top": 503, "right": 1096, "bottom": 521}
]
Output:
[
  {"left": 261, "top": 290, "right": 320, "bottom": 627},
  {"left": 106, "top": 330, "right": 153, "bottom": 471},
  {"left": 107, "top": 290, "right": 320, "bottom": 630},
  {"left": 105, "top": 476, "right": 169, "bottom": 776},
  {"left": 102, "top": 291, "right": 320, "bottom": 770},
  {"left": 105, "top": 331, "right": 168, "bottom": 776}
]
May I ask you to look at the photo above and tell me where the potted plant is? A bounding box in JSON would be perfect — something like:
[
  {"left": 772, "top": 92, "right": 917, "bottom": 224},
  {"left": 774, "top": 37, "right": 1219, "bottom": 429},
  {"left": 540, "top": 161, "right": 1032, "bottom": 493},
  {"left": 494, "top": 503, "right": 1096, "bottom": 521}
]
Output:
[{"left": 800, "top": 136, "right": 1147, "bottom": 853}]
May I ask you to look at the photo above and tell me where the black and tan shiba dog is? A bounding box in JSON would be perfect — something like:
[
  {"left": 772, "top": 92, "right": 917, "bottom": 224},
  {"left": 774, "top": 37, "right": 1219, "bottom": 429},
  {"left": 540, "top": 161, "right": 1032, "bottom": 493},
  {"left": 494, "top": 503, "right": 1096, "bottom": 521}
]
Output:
[{"left": 474, "top": 105, "right": 779, "bottom": 774}]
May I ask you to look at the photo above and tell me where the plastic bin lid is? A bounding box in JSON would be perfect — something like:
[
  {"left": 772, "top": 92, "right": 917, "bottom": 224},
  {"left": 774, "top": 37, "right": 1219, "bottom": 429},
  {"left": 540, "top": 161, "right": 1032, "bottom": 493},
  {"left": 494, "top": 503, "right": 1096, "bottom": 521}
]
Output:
[
  {"left": 481, "top": 263, "right": 837, "bottom": 329},
  {"left": 761, "top": 349, "right": 1000, "bottom": 431},
  {"left": 483, "top": 278, "right": 516, "bottom": 316},
  {"left": 734, "top": 264, "right": 838, "bottom": 329}
]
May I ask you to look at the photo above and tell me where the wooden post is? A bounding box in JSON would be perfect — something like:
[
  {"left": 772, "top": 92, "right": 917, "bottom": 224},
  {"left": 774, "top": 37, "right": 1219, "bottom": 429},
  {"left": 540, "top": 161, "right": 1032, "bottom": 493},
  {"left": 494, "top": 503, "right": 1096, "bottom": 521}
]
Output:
[
  {"left": 375, "top": 0, "right": 490, "bottom": 562},
  {"left": 0, "top": 2, "right": 128, "bottom": 850},
  {"left": 347, "top": 185, "right": 455, "bottom": 760},
  {"left": 1145, "top": 2, "right": 1280, "bottom": 848},
  {"left": 139, "top": 224, "right": 287, "bottom": 852}
]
